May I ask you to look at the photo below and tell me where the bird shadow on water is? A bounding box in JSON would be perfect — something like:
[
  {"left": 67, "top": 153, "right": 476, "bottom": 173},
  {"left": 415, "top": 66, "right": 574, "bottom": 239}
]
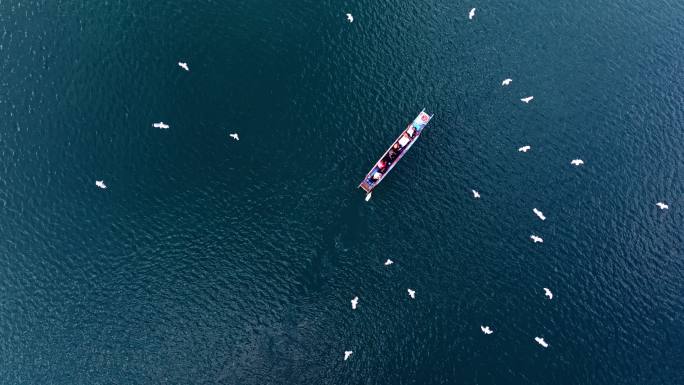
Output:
[{"left": 298, "top": 195, "right": 368, "bottom": 297}]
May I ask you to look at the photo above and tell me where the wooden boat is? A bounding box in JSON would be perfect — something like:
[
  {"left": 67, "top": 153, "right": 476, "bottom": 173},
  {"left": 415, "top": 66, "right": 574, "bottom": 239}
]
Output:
[{"left": 359, "top": 110, "right": 433, "bottom": 193}]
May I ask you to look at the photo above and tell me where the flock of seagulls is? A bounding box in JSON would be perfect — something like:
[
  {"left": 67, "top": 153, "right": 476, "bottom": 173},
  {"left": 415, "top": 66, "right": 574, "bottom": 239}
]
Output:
[
  {"left": 96, "top": 9, "right": 673, "bottom": 365},
  {"left": 342, "top": 8, "right": 562, "bottom": 359},
  {"left": 343, "top": 258, "right": 413, "bottom": 360},
  {"left": 95, "top": 62, "right": 243, "bottom": 189},
  {"left": 473, "top": 46, "right": 667, "bottom": 349},
  {"left": 337, "top": 4, "right": 672, "bottom": 363}
]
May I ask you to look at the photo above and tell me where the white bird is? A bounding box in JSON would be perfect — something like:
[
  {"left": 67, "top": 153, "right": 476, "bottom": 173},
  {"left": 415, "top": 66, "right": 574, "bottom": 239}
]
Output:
[
  {"left": 570, "top": 159, "right": 584, "bottom": 166},
  {"left": 518, "top": 145, "right": 531, "bottom": 153},
  {"left": 472, "top": 190, "right": 480, "bottom": 199},
  {"left": 344, "top": 351, "right": 353, "bottom": 360},
  {"left": 544, "top": 288, "right": 553, "bottom": 300},
  {"left": 535, "top": 337, "right": 549, "bottom": 348},
  {"left": 521, "top": 96, "right": 534, "bottom": 103},
  {"left": 346, "top": 13, "right": 353, "bottom": 23},
  {"left": 530, "top": 235, "right": 544, "bottom": 243},
  {"left": 656, "top": 202, "right": 669, "bottom": 210},
  {"left": 407, "top": 289, "right": 416, "bottom": 299},
  {"left": 384, "top": 259, "right": 394, "bottom": 266},
  {"left": 468, "top": 8, "right": 476, "bottom": 20},
  {"left": 229, "top": 133, "right": 239, "bottom": 141},
  {"left": 177, "top": 62, "right": 189, "bottom": 71},
  {"left": 95, "top": 180, "right": 107, "bottom": 189},
  {"left": 481, "top": 325, "right": 493, "bottom": 335},
  {"left": 365, "top": 192, "right": 372, "bottom": 202},
  {"left": 351, "top": 296, "right": 359, "bottom": 310},
  {"left": 533, "top": 208, "right": 546, "bottom": 221},
  {"left": 153, "top": 122, "right": 169, "bottom": 129},
  {"left": 502, "top": 78, "right": 513, "bottom": 86}
]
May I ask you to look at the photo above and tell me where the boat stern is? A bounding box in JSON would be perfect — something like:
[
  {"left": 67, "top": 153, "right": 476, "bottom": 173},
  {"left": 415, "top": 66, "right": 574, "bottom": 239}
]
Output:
[{"left": 359, "top": 179, "right": 373, "bottom": 193}]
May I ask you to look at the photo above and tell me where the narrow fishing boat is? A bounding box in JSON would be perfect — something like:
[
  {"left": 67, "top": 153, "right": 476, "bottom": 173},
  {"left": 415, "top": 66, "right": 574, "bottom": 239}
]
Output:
[{"left": 359, "top": 109, "right": 433, "bottom": 194}]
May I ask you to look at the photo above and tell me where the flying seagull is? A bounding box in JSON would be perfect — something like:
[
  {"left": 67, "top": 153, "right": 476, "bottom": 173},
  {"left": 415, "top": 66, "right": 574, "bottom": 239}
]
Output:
[
  {"left": 178, "top": 62, "right": 189, "bottom": 71},
  {"left": 468, "top": 8, "right": 476, "bottom": 20},
  {"left": 407, "top": 289, "right": 416, "bottom": 299},
  {"left": 344, "top": 351, "right": 353, "bottom": 360},
  {"left": 570, "top": 159, "right": 584, "bottom": 166},
  {"left": 521, "top": 96, "right": 534, "bottom": 103},
  {"left": 502, "top": 78, "right": 513, "bottom": 86},
  {"left": 544, "top": 288, "right": 553, "bottom": 300},
  {"left": 481, "top": 325, "right": 493, "bottom": 335},
  {"left": 95, "top": 180, "right": 107, "bottom": 189},
  {"left": 533, "top": 208, "right": 546, "bottom": 221},
  {"left": 346, "top": 13, "right": 353, "bottom": 23},
  {"left": 472, "top": 190, "right": 480, "bottom": 199},
  {"left": 229, "top": 133, "right": 239, "bottom": 141},
  {"left": 535, "top": 337, "right": 549, "bottom": 348},
  {"left": 530, "top": 235, "right": 544, "bottom": 243},
  {"left": 656, "top": 202, "right": 669, "bottom": 210},
  {"left": 384, "top": 259, "right": 394, "bottom": 266},
  {"left": 153, "top": 122, "right": 169, "bottom": 129},
  {"left": 351, "top": 296, "right": 359, "bottom": 310},
  {"left": 518, "top": 145, "right": 531, "bottom": 152}
]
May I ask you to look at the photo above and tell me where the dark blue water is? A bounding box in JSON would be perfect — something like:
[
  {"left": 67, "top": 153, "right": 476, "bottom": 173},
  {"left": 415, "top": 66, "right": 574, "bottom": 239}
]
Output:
[{"left": 1, "top": 0, "right": 682, "bottom": 384}]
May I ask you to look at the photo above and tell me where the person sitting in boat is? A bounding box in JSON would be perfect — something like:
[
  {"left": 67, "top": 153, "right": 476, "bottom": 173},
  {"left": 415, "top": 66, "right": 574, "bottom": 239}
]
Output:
[
  {"left": 389, "top": 143, "right": 402, "bottom": 159},
  {"left": 398, "top": 134, "right": 411, "bottom": 148},
  {"left": 407, "top": 126, "right": 416, "bottom": 137},
  {"left": 377, "top": 160, "right": 388, "bottom": 172},
  {"left": 372, "top": 171, "right": 383, "bottom": 181}
]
